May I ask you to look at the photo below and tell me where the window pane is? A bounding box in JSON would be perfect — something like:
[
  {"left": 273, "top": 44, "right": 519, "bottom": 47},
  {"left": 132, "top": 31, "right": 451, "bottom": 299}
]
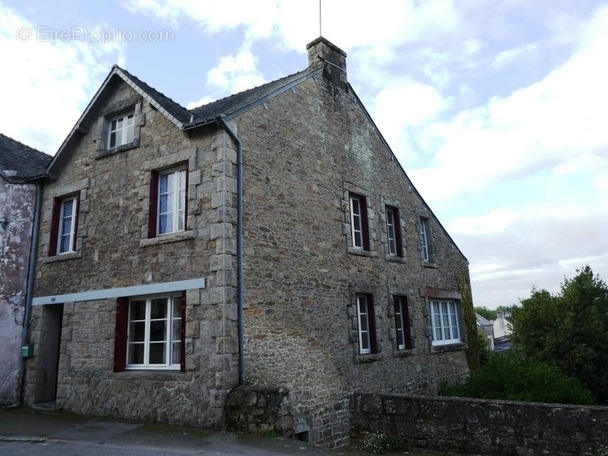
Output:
[
  {"left": 150, "top": 321, "right": 166, "bottom": 341},
  {"left": 129, "top": 321, "right": 145, "bottom": 342},
  {"left": 172, "top": 342, "right": 181, "bottom": 365},
  {"left": 128, "top": 343, "right": 144, "bottom": 364},
  {"left": 159, "top": 174, "right": 169, "bottom": 193},
  {"left": 149, "top": 342, "right": 166, "bottom": 364},
  {"left": 130, "top": 301, "right": 146, "bottom": 320},
  {"left": 62, "top": 199, "right": 73, "bottom": 217},
  {"left": 172, "top": 297, "right": 182, "bottom": 317},
  {"left": 151, "top": 299, "right": 167, "bottom": 318}
]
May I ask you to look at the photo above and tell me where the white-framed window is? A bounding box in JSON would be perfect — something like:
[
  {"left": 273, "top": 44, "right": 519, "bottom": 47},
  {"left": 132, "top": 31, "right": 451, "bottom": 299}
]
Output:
[
  {"left": 127, "top": 294, "right": 182, "bottom": 369},
  {"left": 386, "top": 206, "right": 403, "bottom": 256},
  {"left": 58, "top": 196, "right": 77, "bottom": 254},
  {"left": 356, "top": 294, "right": 376, "bottom": 354},
  {"left": 108, "top": 113, "right": 135, "bottom": 148},
  {"left": 157, "top": 167, "right": 187, "bottom": 235},
  {"left": 430, "top": 300, "right": 461, "bottom": 346},
  {"left": 393, "top": 296, "right": 412, "bottom": 350},
  {"left": 420, "top": 217, "right": 432, "bottom": 261},
  {"left": 350, "top": 193, "right": 369, "bottom": 250}
]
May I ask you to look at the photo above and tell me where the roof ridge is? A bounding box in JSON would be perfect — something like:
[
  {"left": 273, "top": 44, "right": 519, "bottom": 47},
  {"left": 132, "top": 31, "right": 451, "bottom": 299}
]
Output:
[
  {"left": 0, "top": 132, "right": 51, "bottom": 158},
  {"left": 188, "top": 68, "right": 312, "bottom": 114}
]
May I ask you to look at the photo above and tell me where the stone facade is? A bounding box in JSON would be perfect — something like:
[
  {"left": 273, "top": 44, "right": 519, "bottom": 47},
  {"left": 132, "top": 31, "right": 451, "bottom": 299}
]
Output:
[{"left": 22, "top": 38, "right": 472, "bottom": 447}]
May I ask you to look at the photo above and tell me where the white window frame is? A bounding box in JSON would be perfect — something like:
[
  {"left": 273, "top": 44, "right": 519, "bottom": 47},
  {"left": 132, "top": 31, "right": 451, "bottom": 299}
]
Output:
[
  {"left": 394, "top": 297, "right": 408, "bottom": 350},
  {"left": 420, "top": 217, "right": 432, "bottom": 261},
  {"left": 157, "top": 167, "right": 187, "bottom": 236},
  {"left": 357, "top": 294, "right": 373, "bottom": 354},
  {"left": 126, "top": 294, "right": 182, "bottom": 370},
  {"left": 429, "top": 300, "right": 461, "bottom": 346},
  {"left": 108, "top": 112, "right": 135, "bottom": 148},
  {"left": 386, "top": 207, "right": 398, "bottom": 255},
  {"left": 350, "top": 194, "right": 364, "bottom": 249},
  {"left": 58, "top": 196, "right": 77, "bottom": 254}
]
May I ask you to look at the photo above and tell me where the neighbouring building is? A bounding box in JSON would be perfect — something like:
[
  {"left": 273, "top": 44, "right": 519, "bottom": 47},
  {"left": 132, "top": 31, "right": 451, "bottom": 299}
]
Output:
[
  {"left": 22, "top": 38, "right": 473, "bottom": 446},
  {"left": 0, "top": 134, "right": 51, "bottom": 405}
]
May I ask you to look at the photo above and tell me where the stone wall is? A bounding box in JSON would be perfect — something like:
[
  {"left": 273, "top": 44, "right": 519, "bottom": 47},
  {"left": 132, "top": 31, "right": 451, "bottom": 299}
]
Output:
[
  {"left": 24, "top": 78, "right": 240, "bottom": 428},
  {"left": 350, "top": 393, "right": 608, "bottom": 455},
  {"left": 0, "top": 177, "right": 36, "bottom": 404}
]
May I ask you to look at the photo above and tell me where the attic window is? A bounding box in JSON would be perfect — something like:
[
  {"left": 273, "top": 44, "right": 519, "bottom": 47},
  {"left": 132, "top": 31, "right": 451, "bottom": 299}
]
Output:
[{"left": 108, "top": 112, "right": 135, "bottom": 148}]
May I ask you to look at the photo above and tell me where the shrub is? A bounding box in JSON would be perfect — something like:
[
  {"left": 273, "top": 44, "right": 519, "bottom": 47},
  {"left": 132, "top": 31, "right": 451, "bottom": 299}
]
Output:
[{"left": 441, "top": 351, "right": 595, "bottom": 405}]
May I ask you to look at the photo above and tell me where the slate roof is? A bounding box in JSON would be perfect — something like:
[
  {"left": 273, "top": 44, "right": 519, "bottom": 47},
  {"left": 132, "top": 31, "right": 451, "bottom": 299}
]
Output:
[
  {"left": 0, "top": 133, "right": 51, "bottom": 181},
  {"left": 116, "top": 66, "right": 192, "bottom": 125},
  {"left": 188, "top": 68, "right": 316, "bottom": 124}
]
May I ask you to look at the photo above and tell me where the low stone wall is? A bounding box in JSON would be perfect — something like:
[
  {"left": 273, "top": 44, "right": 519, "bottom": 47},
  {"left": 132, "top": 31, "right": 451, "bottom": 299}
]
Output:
[{"left": 350, "top": 393, "right": 608, "bottom": 456}]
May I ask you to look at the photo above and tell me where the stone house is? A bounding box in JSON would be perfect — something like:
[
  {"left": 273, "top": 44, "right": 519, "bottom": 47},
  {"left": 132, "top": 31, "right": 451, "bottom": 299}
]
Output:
[
  {"left": 0, "top": 134, "right": 51, "bottom": 405},
  {"left": 22, "top": 38, "right": 473, "bottom": 446}
]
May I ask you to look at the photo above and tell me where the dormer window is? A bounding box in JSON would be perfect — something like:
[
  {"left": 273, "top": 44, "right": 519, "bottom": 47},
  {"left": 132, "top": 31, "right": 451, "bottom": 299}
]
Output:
[{"left": 108, "top": 113, "right": 135, "bottom": 148}]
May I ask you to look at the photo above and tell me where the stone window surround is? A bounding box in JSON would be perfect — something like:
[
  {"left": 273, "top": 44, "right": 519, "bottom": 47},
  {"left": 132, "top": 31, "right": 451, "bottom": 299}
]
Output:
[
  {"left": 139, "top": 147, "right": 199, "bottom": 248},
  {"left": 347, "top": 284, "right": 384, "bottom": 363},
  {"left": 96, "top": 96, "right": 145, "bottom": 158},
  {"left": 420, "top": 288, "right": 467, "bottom": 354},
  {"left": 386, "top": 286, "right": 416, "bottom": 357},
  {"left": 42, "top": 178, "right": 91, "bottom": 263},
  {"left": 416, "top": 210, "right": 438, "bottom": 268},
  {"left": 341, "top": 182, "right": 377, "bottom": 258},
  {"left": 379, "top": 196, "right": 406, "bottom": 262}
]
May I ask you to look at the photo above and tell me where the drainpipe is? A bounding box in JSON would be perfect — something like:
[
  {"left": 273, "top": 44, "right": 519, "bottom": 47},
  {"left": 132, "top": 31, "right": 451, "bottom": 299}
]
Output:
[
  {"left": 19, "top": 179, "right": 43, "bottom": 404},
  {"left": 215, "top": 115, "right": 245, "bottom": 385}
]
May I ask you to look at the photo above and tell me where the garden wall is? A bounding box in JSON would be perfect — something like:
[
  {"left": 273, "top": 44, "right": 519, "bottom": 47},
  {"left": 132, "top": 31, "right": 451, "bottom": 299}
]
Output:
[{"left": 350, "top": 393, "right": 608, "bottom": 455}]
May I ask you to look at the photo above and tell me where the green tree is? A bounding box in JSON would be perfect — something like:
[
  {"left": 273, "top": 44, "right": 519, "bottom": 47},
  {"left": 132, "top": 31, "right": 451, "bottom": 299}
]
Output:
[
  {"left": 441, "top": 351, "right": 595, "bottom": 405},
  {"left": 474, "top": 306, "right": 497, "bottom": 321},
  {"left": 511, "top": 266, "right": 608, "bottom": 404}
]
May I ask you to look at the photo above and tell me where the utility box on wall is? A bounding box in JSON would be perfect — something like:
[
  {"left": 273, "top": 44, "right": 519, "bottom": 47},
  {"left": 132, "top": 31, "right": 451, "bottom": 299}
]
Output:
[{"left": 21, "top": 344, "right": 34, "bottom": 358}]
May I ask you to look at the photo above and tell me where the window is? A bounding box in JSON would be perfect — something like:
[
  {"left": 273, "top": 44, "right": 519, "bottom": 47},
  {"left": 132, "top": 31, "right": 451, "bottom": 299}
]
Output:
[
  {"left": 429, "top": 300, "right": 461, "bottom": 346},
  {"left": 386, "top": 206, "right": 403, "bottom": 256},
  {"left": 108, "top": 113, "right": 135, "bottom": 148},
  {"left": 114, "top": 293, "right": 185, "bottom": 371},
  {"left": 350, "top": 193, "right": 370, "bottom": 250},
  {"left": 393, "top": 296, "right": 412, "bottom": 350},
  {"left": 148, "top": 166, "right": 188, "bottom": 237},
  {"left": 49, "top": 194, "right": 79, "bottom": 256},
  {"left": 356, "top": 294, "right": 377, "bottom": 354},
  {"left": 420, "top": 217, "right": 433, "bottom": 261}
]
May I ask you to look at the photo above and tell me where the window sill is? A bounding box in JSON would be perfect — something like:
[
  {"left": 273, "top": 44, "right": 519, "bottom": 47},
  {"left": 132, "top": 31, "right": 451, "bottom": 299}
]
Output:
[
  {"left": 386, "top": 255, "right": 406, "bottom": 263},
  {"left": 42, "top": 252, "right": 82, "bottom": 263},
  {"left": 430, "top": 342, "right": 467, "bottom": 354},
  {"left": 421, "top": 260, "right": 438, "bottom": 269},
  {"left": 96, "top": 139, "right": 140, "bottom": 159},
  {"left": 354, "top": 352, "right": 384, "bottom": 364},
  {"left": 347, "top": 247, "right": 377, "bottom": 258},
  {"left": 140, "top": 230, "right": 197, "bottom": 247},
  {"left": 393, "top": 349, "right": 415, "bottom": 358}
]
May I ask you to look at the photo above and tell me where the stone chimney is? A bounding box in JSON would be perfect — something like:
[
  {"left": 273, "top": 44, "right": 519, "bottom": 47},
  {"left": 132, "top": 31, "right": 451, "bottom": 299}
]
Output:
[{"left": 306, "top": 37, "right": 347, "bottom": 87}]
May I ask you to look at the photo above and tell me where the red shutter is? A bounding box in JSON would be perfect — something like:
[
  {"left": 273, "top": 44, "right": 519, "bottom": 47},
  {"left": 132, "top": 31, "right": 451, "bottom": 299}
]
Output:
[
  {"left": 401, "top": 296, "right": 413, "bottom": 349},
  {"left": 148, "top": 171, "right": 159, "bottom": 238},
  {"left": 49, "top": 198, "right": 61, "bottom": 255},
  {"left": 184, "top": 167, "right": 189, "bottom": 231},
  {"left": 72, "top": 191, "right": 81, "bottom": 251},
  {"left": 361, "top": 197, "right": 370, "bottom": 251},
  {"left": 368, "top": 294, "right": 377, "bottom": 353},
  {"left": 180, "top": 291, "right": 186, "bottom": 372},
  {"left": 394, "top": 209, "right": 403, "bottom": 257},
  {"left": 114, "top": 297, "right": 129, "bottom": 372}
]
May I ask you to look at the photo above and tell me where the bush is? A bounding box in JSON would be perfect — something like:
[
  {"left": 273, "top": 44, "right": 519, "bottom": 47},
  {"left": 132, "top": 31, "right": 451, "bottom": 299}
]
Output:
[{"left": 441, "top": 351, "right": 595, "bottom": 405}]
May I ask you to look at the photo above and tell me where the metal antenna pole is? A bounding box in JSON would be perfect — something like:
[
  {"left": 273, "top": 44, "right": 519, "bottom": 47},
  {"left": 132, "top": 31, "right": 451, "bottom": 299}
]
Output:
[{"left": 319, "top": 0, "right": 322, "bottom": 36}]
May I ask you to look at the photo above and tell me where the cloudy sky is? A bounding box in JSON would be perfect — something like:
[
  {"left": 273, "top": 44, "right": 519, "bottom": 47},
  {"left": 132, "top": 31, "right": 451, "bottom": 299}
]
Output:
[{"left": 1, "top": 0, "right": 607, "bottom": 309}]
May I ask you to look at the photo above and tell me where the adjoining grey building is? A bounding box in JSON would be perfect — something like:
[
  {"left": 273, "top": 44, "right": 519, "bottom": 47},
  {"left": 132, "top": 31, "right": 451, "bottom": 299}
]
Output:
[
  {"left": 22, "top": 38, "right": 473, "bottom": 447},
  {"left": 0, "top": 133, "right": 51, "bottom": 405}
]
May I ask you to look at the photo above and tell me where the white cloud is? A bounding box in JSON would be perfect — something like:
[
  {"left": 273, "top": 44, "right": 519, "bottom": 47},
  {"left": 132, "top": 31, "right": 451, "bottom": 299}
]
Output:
[
  {"left": 0, "top": 5, "right": 124, "bottom": 154},
  {"left": 408, "top": 5, "right": 608, "bottom": 203},
  {"left": 206, "top": 45, "right": 265, "bottom": 93}
]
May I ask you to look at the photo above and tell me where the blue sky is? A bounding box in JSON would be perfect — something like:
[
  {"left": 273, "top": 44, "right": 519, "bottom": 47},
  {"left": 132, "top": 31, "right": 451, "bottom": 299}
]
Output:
[{"left": 1, "top": 0, "right": 607, "bottom": 309}]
